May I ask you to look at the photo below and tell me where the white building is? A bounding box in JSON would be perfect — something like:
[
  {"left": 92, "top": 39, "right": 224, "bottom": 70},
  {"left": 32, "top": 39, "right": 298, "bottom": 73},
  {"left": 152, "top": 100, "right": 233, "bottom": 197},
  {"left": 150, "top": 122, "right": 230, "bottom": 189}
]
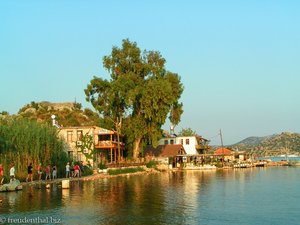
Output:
[{"left": 158, "top": 135, "right": 209, "bottom": 155}]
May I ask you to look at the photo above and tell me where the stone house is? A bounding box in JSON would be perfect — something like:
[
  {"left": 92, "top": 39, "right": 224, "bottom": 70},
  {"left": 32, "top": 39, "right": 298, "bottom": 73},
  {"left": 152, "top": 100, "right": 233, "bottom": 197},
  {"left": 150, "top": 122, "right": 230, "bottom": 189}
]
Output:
[{"left": 57, "top": 126, "right": 124, "bottom": 166}]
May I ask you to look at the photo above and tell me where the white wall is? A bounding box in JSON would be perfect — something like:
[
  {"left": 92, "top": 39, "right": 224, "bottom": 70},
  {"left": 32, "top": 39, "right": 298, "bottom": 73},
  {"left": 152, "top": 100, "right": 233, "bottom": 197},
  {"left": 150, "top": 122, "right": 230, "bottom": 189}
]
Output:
[{"left": 158, "top": 136, "right": 198, "bottom": 155}]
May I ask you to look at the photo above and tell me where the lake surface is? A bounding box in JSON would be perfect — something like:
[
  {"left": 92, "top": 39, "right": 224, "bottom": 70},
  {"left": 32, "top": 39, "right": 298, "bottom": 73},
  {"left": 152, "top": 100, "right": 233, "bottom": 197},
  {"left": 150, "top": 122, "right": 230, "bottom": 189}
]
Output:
[{"left": 1, "top": 167, "right": 300, "bottom": 225}]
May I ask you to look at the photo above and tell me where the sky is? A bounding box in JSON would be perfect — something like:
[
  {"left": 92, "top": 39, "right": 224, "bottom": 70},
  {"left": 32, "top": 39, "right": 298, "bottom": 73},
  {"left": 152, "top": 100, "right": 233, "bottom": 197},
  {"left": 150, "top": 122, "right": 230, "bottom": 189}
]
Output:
[{"left": 0, "top": 0, "right": 299, "bottom": 145}]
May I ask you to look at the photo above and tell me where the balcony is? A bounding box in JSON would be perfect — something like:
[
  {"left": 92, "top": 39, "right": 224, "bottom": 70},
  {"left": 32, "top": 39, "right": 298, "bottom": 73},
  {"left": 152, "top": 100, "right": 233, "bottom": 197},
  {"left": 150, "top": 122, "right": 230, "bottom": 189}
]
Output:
[{"left": 95, "top": 140, "right": 124, "bottom": 149}]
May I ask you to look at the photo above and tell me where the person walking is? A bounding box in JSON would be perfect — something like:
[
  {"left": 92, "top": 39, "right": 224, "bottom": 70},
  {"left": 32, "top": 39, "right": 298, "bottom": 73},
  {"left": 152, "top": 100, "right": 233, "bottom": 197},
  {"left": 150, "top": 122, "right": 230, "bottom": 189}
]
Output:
[
  {"left": 74, "top": 163, "right": 80, "bottom": 178},
  {"left": 10, "top": 164, "right": 15, "bottom": 182},
  {"left": 26, "top": 163, "right": 33, "bottom": 182},
  {"left": 0, "top": 164, "right": 4, "bottom": 184},
  {"left": 52, "top": 165, "right": 57, "bottom": 180},
  {"left": 37, "top": 163, "right": 43, "bottom": 181},
  {"left": 45, "top": 164, "right": 51, "bottom": 181},
  {"left": 65, "top": 162, "right": 70, "bottom": 178}
]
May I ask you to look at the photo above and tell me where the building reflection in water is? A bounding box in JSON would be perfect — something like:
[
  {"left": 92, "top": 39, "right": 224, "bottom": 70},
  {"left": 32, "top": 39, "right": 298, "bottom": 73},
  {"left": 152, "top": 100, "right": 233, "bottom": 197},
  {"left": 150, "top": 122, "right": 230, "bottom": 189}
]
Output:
[{"left": 0, "top": 167, "right": 290, "bottom": 225}]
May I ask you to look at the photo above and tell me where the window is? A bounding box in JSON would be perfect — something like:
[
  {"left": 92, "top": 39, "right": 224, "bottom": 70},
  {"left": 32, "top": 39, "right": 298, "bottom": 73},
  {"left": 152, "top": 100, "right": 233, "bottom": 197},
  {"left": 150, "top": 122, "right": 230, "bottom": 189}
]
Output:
[
  {"left": 68, "top": 151, "right": 74, "bottom": 159},
  {"left": 185, "top": 138, "right": 190, "bottom": 145},
  {"left": 180, "top": 139, "right": 183, "bottom": 145},
  {"left": 99, "top": 134, "right": 111, "bottom": 141},
  {"left": 77, "top": 152, "right": 82, "bottom": 161},
  {"left": 170, "top": 139, "right": 174, "bottom": 144},
  {"left": 67, "top": 131, "right": 73, "bottom": 142},
  {"left": 164, "top": 140, "right": 168, "bottom": 145},
  {"left": 77, "top": 130, "right": 83, "bottom": 141}
]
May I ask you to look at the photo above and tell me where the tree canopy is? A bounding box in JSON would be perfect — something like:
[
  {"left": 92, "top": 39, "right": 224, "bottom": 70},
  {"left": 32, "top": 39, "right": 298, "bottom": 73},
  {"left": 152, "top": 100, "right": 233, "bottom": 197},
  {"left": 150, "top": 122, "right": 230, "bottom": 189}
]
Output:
[
  {"left": 178, "top": 127, "right": 198, "bottom": 136},
  {"left": 85, "top": 39, "right": 184, "bottom": 158}
]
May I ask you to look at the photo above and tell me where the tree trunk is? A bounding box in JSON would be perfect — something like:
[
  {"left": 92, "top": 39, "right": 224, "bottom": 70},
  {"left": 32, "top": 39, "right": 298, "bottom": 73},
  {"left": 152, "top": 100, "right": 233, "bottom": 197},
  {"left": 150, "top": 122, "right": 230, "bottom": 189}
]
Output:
[{"left": 133, "top": 137, "right": 142, "bottom": 160}]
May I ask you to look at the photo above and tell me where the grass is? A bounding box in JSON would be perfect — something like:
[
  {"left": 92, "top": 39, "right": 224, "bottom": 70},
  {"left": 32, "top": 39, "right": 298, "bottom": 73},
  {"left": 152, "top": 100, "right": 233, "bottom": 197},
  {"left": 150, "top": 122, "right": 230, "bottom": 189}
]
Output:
[{"left": 108, "top": 167, "right": 145, "bottom": 175}]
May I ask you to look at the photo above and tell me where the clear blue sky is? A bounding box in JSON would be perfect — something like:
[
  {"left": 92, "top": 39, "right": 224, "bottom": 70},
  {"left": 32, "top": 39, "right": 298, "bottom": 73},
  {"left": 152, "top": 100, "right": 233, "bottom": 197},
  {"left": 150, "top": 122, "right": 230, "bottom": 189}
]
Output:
[{"left": 1, "top": 0, "right": 299, "bottom": 145}]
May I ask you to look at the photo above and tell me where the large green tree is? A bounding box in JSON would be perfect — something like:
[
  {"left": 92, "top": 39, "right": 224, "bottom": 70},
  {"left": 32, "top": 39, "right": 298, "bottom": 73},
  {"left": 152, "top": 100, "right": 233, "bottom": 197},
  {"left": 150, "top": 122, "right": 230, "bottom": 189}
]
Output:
[{"left": 85, "top": 39, "right": 184, "bottom": 159}]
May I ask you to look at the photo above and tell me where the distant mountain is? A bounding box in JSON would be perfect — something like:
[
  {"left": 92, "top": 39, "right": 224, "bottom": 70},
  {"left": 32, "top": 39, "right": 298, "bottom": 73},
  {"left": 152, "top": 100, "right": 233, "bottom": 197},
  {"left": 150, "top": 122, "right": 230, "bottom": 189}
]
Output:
[
  {"left": 233, "top": 135, "right": 275, "bottom": 147},
  {"left": 230, "top": 132, "right": 300, "bottom": 153}
]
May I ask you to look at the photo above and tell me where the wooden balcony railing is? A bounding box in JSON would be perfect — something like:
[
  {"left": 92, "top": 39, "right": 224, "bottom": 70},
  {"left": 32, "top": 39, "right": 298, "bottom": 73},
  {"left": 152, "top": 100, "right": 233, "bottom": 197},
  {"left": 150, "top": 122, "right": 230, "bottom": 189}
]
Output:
[{"left": 95, "top": 141, "right": 124, "bottom": 149}]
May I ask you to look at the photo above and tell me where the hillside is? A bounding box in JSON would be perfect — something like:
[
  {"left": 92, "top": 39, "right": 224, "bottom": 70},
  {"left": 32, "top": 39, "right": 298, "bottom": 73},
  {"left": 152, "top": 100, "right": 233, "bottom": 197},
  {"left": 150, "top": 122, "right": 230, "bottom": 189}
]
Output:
[
  {"left": 230, "top": 132, "right": 300, "bottom": 153},
  {"left": 17, "top": 101, "right": 106, "bottom": 127}
]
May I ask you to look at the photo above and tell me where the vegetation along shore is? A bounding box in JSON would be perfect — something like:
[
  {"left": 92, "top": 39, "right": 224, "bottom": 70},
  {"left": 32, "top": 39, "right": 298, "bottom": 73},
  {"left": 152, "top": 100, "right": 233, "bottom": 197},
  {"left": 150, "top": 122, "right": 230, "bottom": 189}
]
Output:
[{"left": 1, "top": 40, "right": 299, "bottom": 189}]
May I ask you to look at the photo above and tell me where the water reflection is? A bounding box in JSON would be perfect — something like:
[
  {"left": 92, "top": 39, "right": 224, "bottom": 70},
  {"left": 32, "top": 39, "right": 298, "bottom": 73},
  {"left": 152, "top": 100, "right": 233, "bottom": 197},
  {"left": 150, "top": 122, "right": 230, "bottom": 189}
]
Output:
[{"left": 1, "top": 168, "right": 300, "bottom": 224}]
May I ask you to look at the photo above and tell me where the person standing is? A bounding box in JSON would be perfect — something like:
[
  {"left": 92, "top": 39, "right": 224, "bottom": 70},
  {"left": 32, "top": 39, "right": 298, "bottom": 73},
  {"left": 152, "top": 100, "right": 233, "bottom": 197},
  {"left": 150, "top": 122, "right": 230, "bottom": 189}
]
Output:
[
  {"left": 70, "top": 162, "right": 75, "bottom": 177},
  {"left": 37, "top": 163, "right": 43, "bottom": 181},
  {"left": 0, "top": 164, "right": 4, "bottom": 184},
  {"left": 10, "top": 164, "right": 15, "bottom": 182},
  {"left": 52, "top": 165, "right": 57, "bottom": 180},
  {"left": 79, "top": 161, "right": 84, "bottom": 177},
  {"left": 26, "top": 163, "right": 33, "bottom": 182},
  {"left": 45, "top": 164, "right": 51, "bottom": 181},
  {"left": 65, "top": 162, "right": 70, "bottom": 178}
]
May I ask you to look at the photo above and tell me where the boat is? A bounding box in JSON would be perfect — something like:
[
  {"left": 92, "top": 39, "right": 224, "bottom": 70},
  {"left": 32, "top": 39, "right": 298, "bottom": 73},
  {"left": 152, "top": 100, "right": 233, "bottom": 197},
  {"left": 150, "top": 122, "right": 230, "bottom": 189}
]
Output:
[
  {"left": 184, "top": 164, "right": 217, "bottom": 170},
  {"left": 279, "top": 154, "right": 298, "bottom": 158}
]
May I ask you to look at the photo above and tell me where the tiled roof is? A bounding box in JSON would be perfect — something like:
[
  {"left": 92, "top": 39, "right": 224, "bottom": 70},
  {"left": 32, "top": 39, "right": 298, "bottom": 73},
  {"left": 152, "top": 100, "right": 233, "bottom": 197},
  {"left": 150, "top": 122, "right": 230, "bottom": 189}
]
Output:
[
  {"left": 144, "top": 144, "right": 186, "bottom": 157},
  {"left": 144, "top": 145, "right": 162, "bottom": 157},
  {"left": 161, "top": 144, "right": 185, "bottom": 157},
  {"left": 214, "top": 148, "right": 232, "bottom": 155}
]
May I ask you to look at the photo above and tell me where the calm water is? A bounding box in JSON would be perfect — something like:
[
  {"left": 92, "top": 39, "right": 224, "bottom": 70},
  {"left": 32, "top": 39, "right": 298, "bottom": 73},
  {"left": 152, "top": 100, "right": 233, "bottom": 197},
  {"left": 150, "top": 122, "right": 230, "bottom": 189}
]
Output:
[{"left": 1, "top": 167, "right": 300, "bottom": 225}]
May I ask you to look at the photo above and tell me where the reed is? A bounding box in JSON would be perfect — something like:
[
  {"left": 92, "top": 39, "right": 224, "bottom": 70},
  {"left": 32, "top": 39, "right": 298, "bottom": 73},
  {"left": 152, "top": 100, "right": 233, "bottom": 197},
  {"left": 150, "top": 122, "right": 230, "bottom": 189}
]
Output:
[{"left": 0, "top": 118, "right": 68, "bottom": 181}]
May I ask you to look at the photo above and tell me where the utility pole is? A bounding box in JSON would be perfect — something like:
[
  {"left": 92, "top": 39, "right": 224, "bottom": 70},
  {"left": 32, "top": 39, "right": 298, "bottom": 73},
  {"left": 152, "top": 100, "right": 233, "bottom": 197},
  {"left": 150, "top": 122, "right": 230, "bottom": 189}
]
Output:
[{"left": 219, "top": 129, "right": 224, "bottom": 167}]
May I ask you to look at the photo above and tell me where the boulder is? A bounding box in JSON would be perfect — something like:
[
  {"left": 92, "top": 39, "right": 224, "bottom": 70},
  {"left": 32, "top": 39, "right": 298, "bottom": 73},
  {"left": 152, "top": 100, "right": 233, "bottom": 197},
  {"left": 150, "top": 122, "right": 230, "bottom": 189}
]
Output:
[
  {"left": 0, "top": 179, "right": 22, "bottom": 192},
  {"left": 0, "top": 185, "right": 7, "bottom": 192}
]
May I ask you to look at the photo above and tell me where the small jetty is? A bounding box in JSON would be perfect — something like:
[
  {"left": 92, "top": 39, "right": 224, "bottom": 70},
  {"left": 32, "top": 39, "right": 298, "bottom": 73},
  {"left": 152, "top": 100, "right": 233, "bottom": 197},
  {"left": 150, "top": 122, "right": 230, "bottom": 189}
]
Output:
[{"left": 233, "top": 161, "right": 267, "bottom": 168}]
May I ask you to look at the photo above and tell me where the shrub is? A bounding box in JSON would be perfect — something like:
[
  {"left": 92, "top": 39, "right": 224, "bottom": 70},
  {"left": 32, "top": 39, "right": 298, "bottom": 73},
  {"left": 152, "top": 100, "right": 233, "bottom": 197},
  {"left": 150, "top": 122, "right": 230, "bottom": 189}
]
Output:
[
  {"left": 82, "top": 165, "right": 93, "bottom": 176},
  {"left": 98, "top": 162, "right": 107, "bottom": 170},
  {"left": 146, "top": 160, "right": 158, "bottom": 168},
  {"left": 108, "top": 167, "right": 144, "bottom": 175},
  {"left": 215, "top": 162, "right": 223, "bottom": 168}
]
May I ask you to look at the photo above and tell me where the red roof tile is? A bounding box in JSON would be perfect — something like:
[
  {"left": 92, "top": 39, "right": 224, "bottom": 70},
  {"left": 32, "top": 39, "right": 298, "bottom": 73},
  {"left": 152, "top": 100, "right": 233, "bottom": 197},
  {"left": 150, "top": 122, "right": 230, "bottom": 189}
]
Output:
[
  {"left": 214, "top": 148, "right": 232, "bottom": 155},
  {"left": 144, "top": 144, "right": 186, "bottom": 157},
  {"left": 161, "top": 144, "right": 186, "bottom": 157}
]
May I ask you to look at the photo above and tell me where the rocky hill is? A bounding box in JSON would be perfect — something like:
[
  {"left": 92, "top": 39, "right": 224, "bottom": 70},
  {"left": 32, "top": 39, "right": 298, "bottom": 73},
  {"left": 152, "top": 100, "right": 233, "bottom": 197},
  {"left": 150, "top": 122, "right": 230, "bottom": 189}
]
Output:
[
  {"left": 17, "top": 101, "right": 105, "bottom": 127},
  {"left": 230, "top": 132, "right": 300, "bottom": 153}
]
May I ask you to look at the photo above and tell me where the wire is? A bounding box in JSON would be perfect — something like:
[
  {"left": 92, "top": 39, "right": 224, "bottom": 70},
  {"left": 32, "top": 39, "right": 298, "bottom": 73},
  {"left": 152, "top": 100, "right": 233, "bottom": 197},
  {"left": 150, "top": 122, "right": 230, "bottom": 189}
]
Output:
[{"left": 208, "top": 134, "right": 220, "bottom": 140}]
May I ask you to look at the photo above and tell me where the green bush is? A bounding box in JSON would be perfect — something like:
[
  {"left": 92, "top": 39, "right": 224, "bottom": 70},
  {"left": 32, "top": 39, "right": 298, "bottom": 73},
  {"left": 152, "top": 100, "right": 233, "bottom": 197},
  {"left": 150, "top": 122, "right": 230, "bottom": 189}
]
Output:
[
  {"left": 98, "top": 162, "right": 107, "bottom": 170},
  {"left": 215, "top": 162, "right": 223, "bottom": 168},
  {"left": 146, "top": 160, "right": 158, "bottom": 168},
  {"left": 82, "top": 165, "right": 93, "bottom": 176},
  {"left": 108, "top": 167, "right": 144, "bottom": 175}
]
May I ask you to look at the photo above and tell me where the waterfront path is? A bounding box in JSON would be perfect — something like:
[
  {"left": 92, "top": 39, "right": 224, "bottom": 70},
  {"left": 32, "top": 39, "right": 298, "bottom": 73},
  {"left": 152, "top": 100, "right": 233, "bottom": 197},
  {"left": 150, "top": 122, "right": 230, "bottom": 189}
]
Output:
[{"left": 19, "top": 168, "right": 160, "bottom": 187}]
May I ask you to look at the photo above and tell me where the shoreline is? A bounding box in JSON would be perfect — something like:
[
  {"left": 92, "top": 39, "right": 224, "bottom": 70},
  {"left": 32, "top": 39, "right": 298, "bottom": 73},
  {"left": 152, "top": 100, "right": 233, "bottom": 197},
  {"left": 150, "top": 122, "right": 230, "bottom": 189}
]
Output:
[
  {"left": 19, "top": 167, "right": 161, "bottom": 187},
  {"left": 6, "top": 161, "right": 298, "bottom": 188}
]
